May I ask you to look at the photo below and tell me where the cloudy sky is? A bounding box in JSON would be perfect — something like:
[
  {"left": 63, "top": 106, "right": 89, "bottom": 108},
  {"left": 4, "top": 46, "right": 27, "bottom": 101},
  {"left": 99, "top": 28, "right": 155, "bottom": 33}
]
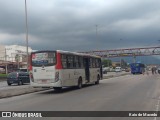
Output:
[{"left": 0, "top": 0, "right": 160, "bottom": 52}]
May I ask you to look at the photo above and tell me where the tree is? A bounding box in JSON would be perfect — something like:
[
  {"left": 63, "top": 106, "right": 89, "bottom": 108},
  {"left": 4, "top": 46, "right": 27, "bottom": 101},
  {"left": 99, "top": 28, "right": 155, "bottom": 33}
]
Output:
[
  {"left": 102, "top": 59, "right": 112, "bottom": 67},
  {"left": 15, "top": 54, "right": 20, "bottom": 62}
]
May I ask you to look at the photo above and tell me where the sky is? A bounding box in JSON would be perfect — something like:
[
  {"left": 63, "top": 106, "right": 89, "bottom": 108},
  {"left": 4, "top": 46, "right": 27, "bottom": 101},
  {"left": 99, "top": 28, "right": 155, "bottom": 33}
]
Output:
[{"left": 0, "top": 0, "right": 160, "bottom": 52}]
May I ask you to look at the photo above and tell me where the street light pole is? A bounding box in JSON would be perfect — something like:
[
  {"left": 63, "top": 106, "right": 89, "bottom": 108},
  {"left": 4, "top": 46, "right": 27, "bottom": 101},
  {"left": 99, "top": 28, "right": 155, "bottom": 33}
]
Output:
[
  {"left": 5, "top": 48, "right": 8, "bottom": 74},
  {"left": 95, "top": 25, "right": 98, "bottom": 50},
  {"left": 25, "top": 0, "right": 29, "bottom": 71},
  {"left": 96, "top": 25, "right": 98, "bottom": 38}
]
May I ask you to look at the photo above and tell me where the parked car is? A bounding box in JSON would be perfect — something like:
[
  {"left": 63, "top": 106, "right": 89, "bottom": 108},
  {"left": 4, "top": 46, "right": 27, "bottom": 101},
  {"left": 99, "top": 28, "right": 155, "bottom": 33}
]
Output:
[
  {"left": 7, "top": 68, "right": 28, "bottom": 73},
  {"left": 115, "top": 67, "right": 122, "bottom": 72},
  {"left": 102, "top": 67, "right": 108, "bottom": 74},
  {"left": 7, "top": 72, "right": 30, "bottom": 86},
  {"left": 125, "top": 68, "right": 130, "bottom": 72},
  {"left": 13, "top": 68, "right": 28, "bottom": 72}
]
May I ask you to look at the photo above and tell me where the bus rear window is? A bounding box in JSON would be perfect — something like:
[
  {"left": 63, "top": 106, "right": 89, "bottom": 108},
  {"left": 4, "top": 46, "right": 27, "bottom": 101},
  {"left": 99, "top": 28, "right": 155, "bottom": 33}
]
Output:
[{"left": 31, "top": 52, "right": 56, "bottom": 66}]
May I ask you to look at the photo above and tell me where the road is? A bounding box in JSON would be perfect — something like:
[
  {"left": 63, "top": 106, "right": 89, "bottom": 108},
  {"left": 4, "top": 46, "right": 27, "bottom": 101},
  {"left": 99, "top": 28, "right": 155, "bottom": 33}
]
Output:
[{"left": 0, "top": 73, "right": 160, "bottom": 120}]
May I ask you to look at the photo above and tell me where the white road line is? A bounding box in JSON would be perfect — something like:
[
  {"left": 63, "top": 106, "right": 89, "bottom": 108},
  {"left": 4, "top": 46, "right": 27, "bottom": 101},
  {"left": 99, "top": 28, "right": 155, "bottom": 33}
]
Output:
[{"left": 154, "top": 96, "right": 160, "bottom": 120}]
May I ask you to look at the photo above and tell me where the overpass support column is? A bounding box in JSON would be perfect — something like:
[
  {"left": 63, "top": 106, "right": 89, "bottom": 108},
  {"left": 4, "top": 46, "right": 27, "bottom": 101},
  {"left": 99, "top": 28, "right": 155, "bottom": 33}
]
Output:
[{"left": 133, "top": 55, "right": 136, "bottom": 63}]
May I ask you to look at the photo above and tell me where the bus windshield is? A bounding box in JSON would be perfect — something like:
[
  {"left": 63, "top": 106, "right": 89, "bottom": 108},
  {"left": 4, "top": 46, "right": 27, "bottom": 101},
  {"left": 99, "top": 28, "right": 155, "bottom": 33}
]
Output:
[{"left": 31, "top": 52, "right": 56, "bottom": 67}]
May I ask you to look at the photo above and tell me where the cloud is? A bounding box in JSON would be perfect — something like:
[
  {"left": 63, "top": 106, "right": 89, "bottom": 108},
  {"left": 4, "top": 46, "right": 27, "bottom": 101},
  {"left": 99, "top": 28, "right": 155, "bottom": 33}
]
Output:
[{"left": 0, "top": 0, "right": 160, "bottom": 52}]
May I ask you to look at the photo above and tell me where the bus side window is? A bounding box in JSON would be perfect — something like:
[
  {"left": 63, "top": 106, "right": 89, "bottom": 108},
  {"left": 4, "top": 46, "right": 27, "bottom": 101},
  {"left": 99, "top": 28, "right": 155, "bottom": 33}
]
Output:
[
  {"left": 97, "top": 58, "right": 100, "bottom": 68},
  {"left": 61, "top": 54, "right": 67, "bottom": 69},
  {"left": 74, "top": 56, "right": 79, "bottom": 68},
  {"left": 95, "top": 59, "right": 98, "bottom": 68},
  {"left": 67, "top": 55, "right": 70, "bottom": 68},
  {"left": 92, "top": 58, "right": 96, "bottom": 68},
  {"left": 78, "top": 56, "right": 83, "bottom": 68},
  {"left": 90, "top": 58, "right": 93, "bottom": 68},
  {"left": 81, "top": 57, "right": 84, "bottom": 68},
  {"left": 67, "top": 55, "right": 74, "bottom": 69}
]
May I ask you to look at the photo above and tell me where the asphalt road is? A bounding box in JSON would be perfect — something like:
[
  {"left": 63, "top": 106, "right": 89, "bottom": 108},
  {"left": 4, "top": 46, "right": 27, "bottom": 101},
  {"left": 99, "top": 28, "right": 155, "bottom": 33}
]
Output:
[{"left": 0, "top": 73, "right": 160, "bottom": 120}]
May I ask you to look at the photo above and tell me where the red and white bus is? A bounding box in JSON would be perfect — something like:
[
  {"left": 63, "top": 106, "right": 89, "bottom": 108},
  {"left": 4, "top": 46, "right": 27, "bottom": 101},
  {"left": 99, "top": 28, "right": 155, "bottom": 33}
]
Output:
[{"left": 29, "top": 50, "right": 102, "bottom": 90}]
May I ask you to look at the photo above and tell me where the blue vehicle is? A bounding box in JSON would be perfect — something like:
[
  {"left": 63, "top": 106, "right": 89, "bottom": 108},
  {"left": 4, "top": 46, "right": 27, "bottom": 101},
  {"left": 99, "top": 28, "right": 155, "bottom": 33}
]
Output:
[{"left": 130, "top": 63, "right": 145, "bottom": 74}]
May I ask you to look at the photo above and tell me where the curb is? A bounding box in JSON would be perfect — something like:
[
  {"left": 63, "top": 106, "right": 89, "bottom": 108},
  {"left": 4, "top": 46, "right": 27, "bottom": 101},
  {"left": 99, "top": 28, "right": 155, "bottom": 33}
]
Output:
[
  {"left": 0, "top": 87, "right": 50, "bottom": 99},
  {"left": 103, "top": 73, "right": 130, "bottom": 79}
]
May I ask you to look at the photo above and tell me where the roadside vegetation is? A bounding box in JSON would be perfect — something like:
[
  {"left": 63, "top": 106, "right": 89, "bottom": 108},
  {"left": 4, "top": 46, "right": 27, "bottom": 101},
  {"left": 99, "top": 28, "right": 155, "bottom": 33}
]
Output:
[
  {"left": 102, "top": 59, "right": 112, "bottom": 67},
  {"left": 0, "top": 74, "right": 7, "bottom": 78}
]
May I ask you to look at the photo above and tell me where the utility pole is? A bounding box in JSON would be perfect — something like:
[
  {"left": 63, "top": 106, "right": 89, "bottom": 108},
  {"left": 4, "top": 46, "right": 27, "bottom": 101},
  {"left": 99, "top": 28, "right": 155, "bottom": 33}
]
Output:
[
  {"left": 25, "top": 0, "right": 29, "bottom": 71},
  {"left": 95, "top": 24, "right": 98, "bottom": 50},
  {"left": 133, "top": 55, "right": 136, "bottom": 63},
  {"left": 5, "top": 48, "right": 8, "bottom": 74},
  {"left": 18, "top": 55, "right": 20, "bottom": 69},
  {"left": 96, "top": 25, "right": 98, "bottom": 38}
]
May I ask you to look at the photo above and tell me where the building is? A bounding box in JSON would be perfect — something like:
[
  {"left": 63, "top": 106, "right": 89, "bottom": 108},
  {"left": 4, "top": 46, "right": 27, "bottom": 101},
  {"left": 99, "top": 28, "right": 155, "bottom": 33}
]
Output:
[
  {"left": 0, "top": 45, "right": 5, "bottom": 62},
  {"left": 0, "top": 44, "right": 32, "bottom": 72},
  {"left": 112, "top": 62, "right": 120, "bottom": 67},
  {"left": 5, "top": 45, "right": 32, "bottom": 62}
]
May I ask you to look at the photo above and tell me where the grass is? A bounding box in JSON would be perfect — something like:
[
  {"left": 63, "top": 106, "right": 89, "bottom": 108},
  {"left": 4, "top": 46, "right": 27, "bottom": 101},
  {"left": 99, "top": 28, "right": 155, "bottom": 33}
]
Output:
[{"left": 0, "top": 74, "right": 7, "bottom": 77}]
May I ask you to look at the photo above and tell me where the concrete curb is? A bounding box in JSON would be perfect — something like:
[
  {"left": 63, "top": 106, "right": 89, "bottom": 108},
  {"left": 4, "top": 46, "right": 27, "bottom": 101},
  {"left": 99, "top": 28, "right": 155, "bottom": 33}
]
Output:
[
  {"left": 103, "top": 73, "right": 130, "bottom": 79},
  {"left": 0, "top": 73, "right": 130, "bottom": 99},
  {"left": 0, "top": 87, "right": 50, "bottom": 99}
]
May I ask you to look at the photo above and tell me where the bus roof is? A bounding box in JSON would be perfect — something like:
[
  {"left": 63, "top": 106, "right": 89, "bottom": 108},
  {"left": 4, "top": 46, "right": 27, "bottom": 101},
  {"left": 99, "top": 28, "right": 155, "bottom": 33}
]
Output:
[
  {"left": 57, "top": 50, "right": 101, "bottom": 58},
  {"left": 31, "top": 50, "right": 101, "bottom": 59}
]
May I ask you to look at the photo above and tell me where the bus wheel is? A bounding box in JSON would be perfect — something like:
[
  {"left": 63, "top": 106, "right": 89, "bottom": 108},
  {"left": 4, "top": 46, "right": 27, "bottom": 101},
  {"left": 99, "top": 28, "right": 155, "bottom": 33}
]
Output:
[
  {"left": 77, "top": 77, "right": 82, "bottom": 89},
  {"left": 95, "top": 75, "right": 100, "bottom": 85},
  {"left": 53, "top": 87, "right": 62, "bottom": 91}
]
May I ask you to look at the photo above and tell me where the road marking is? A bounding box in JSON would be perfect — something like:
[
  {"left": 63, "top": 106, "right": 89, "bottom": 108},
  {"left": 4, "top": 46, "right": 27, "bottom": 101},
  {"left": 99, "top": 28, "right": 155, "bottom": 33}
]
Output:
[{"left": 154, "top": 96, "right": 160, "bottom": 120}]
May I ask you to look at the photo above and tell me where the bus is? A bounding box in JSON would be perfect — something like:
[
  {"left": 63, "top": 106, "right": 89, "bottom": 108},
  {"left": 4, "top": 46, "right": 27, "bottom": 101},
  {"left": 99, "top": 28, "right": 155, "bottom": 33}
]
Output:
[
  {"left": 29, "top": 50, "right": 102, "bottom": 90},
  {"left": 130, "top": 63, "right": 145, "bottom": 74}
]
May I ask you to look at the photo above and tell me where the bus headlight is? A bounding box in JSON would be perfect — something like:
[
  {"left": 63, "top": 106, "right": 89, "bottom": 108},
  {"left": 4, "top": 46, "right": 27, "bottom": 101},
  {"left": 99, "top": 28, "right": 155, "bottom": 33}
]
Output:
[{"left": 55, "top": 71, "right": 59, "bottom": 82}]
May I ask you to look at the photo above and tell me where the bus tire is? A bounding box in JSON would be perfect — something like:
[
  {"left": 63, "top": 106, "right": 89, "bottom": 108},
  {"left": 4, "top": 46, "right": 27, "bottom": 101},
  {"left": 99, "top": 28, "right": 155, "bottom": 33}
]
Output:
[
  {"left": 77, "top": 77, "right": 82, "bottom": 89},
  {"left": 95, "top": 75, "right": 100, "bottom": 85}
]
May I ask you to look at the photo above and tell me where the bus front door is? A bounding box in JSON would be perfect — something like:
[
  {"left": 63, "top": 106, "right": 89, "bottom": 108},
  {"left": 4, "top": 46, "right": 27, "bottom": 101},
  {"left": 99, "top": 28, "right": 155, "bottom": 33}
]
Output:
[{"left": 84, "top": 58, "right": 90, "bottom": 82}]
